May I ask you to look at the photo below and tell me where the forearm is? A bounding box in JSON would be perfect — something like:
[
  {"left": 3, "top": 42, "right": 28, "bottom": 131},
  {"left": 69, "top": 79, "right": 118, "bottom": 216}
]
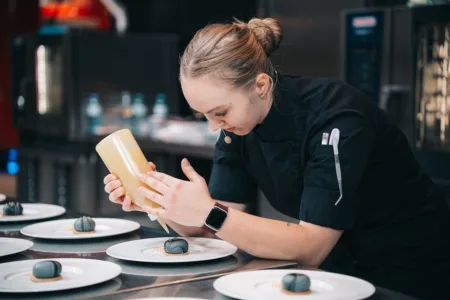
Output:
[
  {"left": 216, "top": 208, "right": 318, "bottom": 266},
  {"left": 165, "top": 220, "right": 215, "bottom": 238},
  {"left": 165, "top": 199, "right": 246, "bottom": 238}
]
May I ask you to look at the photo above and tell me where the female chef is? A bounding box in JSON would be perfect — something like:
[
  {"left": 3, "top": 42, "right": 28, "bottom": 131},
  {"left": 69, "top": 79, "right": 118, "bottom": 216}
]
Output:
[{"left": 104, "top": 17, "right": 450, "bottom": 300}]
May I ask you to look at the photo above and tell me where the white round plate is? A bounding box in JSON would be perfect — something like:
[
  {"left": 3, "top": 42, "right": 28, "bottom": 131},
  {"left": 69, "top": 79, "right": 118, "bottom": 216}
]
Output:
[
  {"left": 0, "top": 258, "right": 122, "bottom": 293},
  {"left": 213, "top": 269, "right": 376, "bottom": 300},
  {"left": 45, "top": 278, "right": 122, "bottom": 300},
  {"left": 107, "top": 255, "right": 238, "bottom": 277},
  {"left": 0, "top": 203, "right": 66, "bottom": 223},
  {"left": 0, "top": 194, "right": 5, "bottom": 201},
  {"left": 31, "top": 233, "right": 141, "bottom": 253},
  {"left": 0, "top": 238, "right": 34, "bottom": 257},
  {"left": 106, "top": 237, "right": 238, "bottom": 263},
  {"left": 134, "top": 298, "right": 209, "bottom": 300},
  {"left": 20, "top": 218, "right": 140, "bottom": 240}
]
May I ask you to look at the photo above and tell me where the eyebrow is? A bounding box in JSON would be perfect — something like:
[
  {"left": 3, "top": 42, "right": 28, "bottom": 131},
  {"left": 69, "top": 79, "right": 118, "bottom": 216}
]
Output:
[{"left": 206, "top": 104, "right": 228, "bottom": 114}]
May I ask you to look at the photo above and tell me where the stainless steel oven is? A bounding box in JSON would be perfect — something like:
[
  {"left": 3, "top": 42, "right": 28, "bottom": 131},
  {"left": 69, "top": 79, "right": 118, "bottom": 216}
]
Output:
[{"left": 341, "top": 3, "right": 450, "bottom": 201}]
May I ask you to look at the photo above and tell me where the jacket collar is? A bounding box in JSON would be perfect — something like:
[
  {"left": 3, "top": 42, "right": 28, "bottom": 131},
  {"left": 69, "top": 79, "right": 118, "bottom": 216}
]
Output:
[{"left": 253, "top": 74, "right": 305, "bottom": 142}]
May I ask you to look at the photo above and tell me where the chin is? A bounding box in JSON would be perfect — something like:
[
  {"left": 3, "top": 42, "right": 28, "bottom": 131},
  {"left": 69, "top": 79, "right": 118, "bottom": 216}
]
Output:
[{"left": 232, "top": 127, "right": 252, "bottom": 136}]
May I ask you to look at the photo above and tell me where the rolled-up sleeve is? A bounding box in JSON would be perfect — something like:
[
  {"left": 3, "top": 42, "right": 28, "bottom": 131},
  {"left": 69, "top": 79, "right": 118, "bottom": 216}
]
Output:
[
  {"left": 208, "top": 133, "right": 257, "bottom": 205},
  {"left": 300, "top": 112, "right": 375, "bottom": 230}
]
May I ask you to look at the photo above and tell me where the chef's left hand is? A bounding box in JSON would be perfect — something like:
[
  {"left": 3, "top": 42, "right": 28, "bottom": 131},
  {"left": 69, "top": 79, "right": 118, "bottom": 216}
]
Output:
[{"left": 137, "top": 158, "right": 214, "bottom": 227}]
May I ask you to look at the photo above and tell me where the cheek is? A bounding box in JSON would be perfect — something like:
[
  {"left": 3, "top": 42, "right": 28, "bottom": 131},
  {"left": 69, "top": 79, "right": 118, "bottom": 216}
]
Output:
[
  {"left": 227, "top": 109, "right": 258, "bottom": 128},
  {"left": 227, "top": 111, "right": 247, "bottom": 125},
  {"left": 224, "top": 100, "right": 260, "bottom": 129}
]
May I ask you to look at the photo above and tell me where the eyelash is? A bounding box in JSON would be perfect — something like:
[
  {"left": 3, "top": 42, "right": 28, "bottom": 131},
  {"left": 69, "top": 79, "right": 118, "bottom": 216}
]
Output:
[{"left": 215, "top": 111, "right": 228, "bottom": 117}]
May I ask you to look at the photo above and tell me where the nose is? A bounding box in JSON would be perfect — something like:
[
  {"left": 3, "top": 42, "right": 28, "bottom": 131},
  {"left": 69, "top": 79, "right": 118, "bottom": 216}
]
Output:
[{"left": 208, "top": 119, "right": 223, "bottom": 132}]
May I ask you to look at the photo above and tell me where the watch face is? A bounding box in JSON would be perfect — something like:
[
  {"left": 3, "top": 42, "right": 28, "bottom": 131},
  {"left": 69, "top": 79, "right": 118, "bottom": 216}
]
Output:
[{"left": 205, "top": 206, "right": 228, "bottom": 231}]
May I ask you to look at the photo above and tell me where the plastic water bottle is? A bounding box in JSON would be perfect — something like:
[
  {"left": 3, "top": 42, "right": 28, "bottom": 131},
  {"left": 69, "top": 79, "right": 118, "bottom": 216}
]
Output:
[
  {"left": 131, "top": 93, "right": 148, "bottom": 135},
  {"left": 408, "top": 0, "right": 450, "bottom": 5},
  {"left": 149, "top": 93, "right": 169, "bottom": 137},
  {"left": 121, "top": 91, "right": 133, "bottom": 128},
  {"left": 85, "top": 93, "right": 102, "bottom": 135}
]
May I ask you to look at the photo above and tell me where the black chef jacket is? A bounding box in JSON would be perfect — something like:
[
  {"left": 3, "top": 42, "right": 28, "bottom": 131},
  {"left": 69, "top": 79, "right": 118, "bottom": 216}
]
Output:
[{"left": 208, "top": 74, "right": 450, "bottom": 300}]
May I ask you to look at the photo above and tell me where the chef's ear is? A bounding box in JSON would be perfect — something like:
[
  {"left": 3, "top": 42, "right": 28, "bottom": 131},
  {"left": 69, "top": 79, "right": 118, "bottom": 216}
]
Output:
[{"left": 255, "top": 73, "right": 271, "bottom": 100}]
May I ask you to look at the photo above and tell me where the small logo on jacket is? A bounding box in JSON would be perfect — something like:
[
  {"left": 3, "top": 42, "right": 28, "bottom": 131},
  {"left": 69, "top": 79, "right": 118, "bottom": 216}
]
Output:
[{"left": 321, "top": 132, "right": 329, "bottom": 145}]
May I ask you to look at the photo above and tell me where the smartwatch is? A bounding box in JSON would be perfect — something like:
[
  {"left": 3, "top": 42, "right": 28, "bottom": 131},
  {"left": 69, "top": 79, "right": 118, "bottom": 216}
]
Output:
[{"left": 201, "top": 202, "right": 228, "bottom": 234}]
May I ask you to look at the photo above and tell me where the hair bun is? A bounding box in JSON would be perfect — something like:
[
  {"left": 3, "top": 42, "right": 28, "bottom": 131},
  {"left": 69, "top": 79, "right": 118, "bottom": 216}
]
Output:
[{"left": 247, "top": 18, "right": 283, "bottom": 57}]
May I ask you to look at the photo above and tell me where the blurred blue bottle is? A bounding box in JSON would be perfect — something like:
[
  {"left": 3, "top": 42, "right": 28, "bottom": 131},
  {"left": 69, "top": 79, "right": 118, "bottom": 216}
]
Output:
[
  {"left": 131, "top": 93, "right": 148, "bottom": 135},
  {"left": 85, "top": 93, "right": 102, "bottom": 135},
  {"left": 149, "top": 93, "right": 169, "bottom": 137},
  {"left": 7, "top": 148, "right": 19, "bottom": 175}
]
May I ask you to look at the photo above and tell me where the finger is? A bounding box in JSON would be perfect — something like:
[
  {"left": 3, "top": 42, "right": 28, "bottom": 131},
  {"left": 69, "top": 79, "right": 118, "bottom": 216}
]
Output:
[
  {"left": 130, "top": 203, "right": 142, "bottom": 211},
  {"left": 123, "top": 195, "right": 131, "bottom": 206},
  {"left": 148, "top": 162, "right": 157, "bottom": 171},
  {"left": 122, "top": 194, "right": 135, "bottom": 212},
  {"left": 125, "top": 196, "right": 143, "bottom": 211},
  {"left": 112, "top": 196, "right": 125, "bottom": 204},
  {"left": 144, "top": 170, "right": 179, "bottom": 187},
  {"left": 143, "top": 207, "right": 167, "bottom": 219},
  {"left": 104, "top": 174, "right": 117, "bottom": 184},
  {"left": 109, "top": 187, "right": 125, "bottom": 202},
  {"left": 137, "top": 173, "right": 170, "bottom": 194},
  {"left": 138, "top": 186, "right": 166, "bottom": 207},
  {"left": 104, "top": 180, "right": 122, "bottom": 194},
  {"left": 181, "top": 158, "right": 203, "bottom": 183}
]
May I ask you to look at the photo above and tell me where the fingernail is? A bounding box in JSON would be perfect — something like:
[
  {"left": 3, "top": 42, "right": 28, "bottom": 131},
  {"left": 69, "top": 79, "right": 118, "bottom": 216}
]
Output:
[
  {"left": 137, "top": 173, "right": 145, "bottom": 180},
  {"left": 111, "top": 175, "right": 116, "bottom": 179},
  {"left": 138, "top": 186, "right": 145, "bottom": 194},
  {"left": 114, "top": 180, "right": 120, "bottom": 185}
]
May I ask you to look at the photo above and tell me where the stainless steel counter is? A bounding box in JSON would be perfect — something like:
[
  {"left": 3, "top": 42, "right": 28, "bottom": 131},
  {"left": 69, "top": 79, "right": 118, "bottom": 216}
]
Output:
[
  {"left": 0, "top": 203, "right": 420, "bottom": 300},
  {"left": 88, "top": 278, "right": 421, "bottom": 300},
  {"left": 0, "top": 208, "right": 297, "bottom": 299}
]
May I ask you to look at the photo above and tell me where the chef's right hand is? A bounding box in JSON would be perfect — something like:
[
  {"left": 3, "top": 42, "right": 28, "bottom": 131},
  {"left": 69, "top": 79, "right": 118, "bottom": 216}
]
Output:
[{"left": 104, "top": 162, "right": 157, "bottom": 212}]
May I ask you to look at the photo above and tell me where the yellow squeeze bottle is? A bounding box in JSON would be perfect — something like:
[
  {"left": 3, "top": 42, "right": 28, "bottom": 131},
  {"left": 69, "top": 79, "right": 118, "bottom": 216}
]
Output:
[{"left": 95, "top": 129, "right": 169, "bottom": 233}]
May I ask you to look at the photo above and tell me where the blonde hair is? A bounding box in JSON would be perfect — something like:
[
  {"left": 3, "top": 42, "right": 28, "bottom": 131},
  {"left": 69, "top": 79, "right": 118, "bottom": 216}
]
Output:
[{"left": 180, "top": 17, "right": 284, "bottom": 90}]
